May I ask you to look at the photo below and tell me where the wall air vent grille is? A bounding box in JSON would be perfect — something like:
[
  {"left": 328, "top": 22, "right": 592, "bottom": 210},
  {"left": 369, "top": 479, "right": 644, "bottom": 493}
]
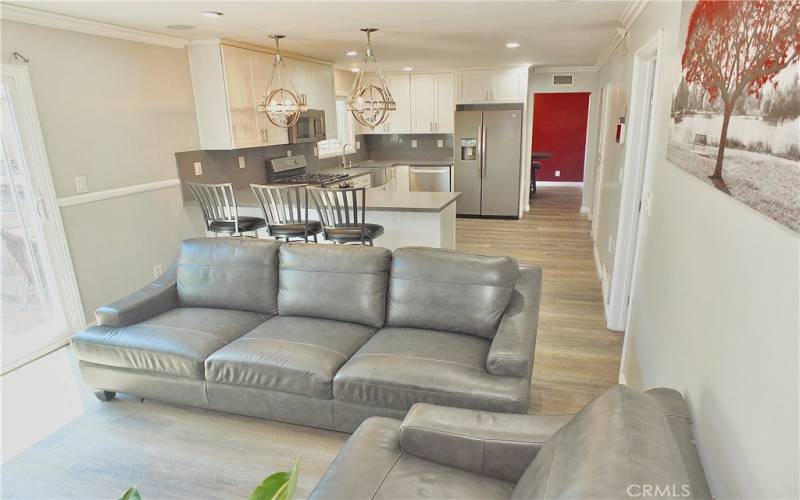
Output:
[{"left": 553, "top": 74, "right": 574, "bottom": 86}]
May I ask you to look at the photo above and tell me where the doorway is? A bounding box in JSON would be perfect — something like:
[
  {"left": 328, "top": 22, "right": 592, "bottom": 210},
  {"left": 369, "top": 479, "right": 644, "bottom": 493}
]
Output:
[
  {"left": 607, "top": 32, "right": 663, "bottom": 334},
  {"left": 531, "top": 92, "right": 591, "bottom": 183}
]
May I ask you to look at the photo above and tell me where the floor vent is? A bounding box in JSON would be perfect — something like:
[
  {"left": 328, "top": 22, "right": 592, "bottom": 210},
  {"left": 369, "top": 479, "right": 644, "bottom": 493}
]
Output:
[{"left": 553, "top": 74, "right": 574, "bottom": 86}]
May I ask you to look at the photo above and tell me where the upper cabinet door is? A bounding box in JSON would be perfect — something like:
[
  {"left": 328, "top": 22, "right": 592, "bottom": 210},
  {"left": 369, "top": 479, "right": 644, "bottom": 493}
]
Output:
[
  {"left": 221, "top": 45, "right": 263, "bottom": 149},
  {"left": 411, "top": 73, "right": 436, "bottom": 133},
  {"left": 313, "top": 65, "right": 338, "bottom": 139},
  {"left": 285, "top": 58, "right": 314, "bottom": 108},
  {"left": 251, "top": 51, "right": 288, "bottom": 146},
  {"left": 458, "top": 70, "right": 491, "bottom": 103},
  {"left": 434, "top": 73, "right": 455, "bottom": 133},
  {"left": 385, "top": 74, "right": 412, "bottom": 134},
  {"left": 490, "top": 70, "right": 525, "bottom": 102}
]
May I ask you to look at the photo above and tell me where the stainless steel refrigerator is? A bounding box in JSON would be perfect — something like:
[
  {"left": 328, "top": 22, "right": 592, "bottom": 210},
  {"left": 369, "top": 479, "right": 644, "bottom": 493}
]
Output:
[{"left": 453, "top": 104, "right": 523, "bottom": 217}]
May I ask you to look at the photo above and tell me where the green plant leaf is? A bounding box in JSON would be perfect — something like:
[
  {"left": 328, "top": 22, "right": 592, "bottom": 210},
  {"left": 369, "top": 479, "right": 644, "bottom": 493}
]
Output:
[
  {"left": 248, "top": 456, "right": 300, "bottom": 500},
  {"left": 119, "top": 487, "right": 142, "bottom": 500}
]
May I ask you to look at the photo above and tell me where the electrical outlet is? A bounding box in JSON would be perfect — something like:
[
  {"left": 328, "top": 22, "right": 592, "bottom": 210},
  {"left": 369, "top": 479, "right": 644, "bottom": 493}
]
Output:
[
  {"left": 356, "top": 141, "right": 361, "bottom": 150},
  {"left": 286, "top": 150, "right": 292, "bottom": 157},
  {"left": 153, "top": 264, "right": 163, "bottom": 278},
  {"left": 193, "top": 162, "right": 202, "bottom": 176},
  {"left": 411, "top": 139, "right": 418, "bottom": 148},
  {"left": 238, "top": 156, "right": 246, "bottom": 169},
  {"left": 555, "top": 170, "right": 561, "bottom": 177},
  {"left": 313, "top": 146, "right": 318, "bottom": 157},
  {"left": 437, "top": 139, "right": 444, "bottom": 148},
  {"left": 74, "top": 176, "right": 88, "bottom": 194}
]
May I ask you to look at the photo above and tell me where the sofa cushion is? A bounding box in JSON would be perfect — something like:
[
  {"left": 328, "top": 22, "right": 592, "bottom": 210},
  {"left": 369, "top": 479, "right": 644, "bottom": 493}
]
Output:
[
  {"left": 386, "top": 247, "right": 518, "bottom": 339},
  {"left": 334, "top": 327, "right": 528, "bottom": 413},
  {"left": 177, "top": 238, "right": 281, "bottom": 315},
  {"left": 511, "top": 385, "right": 692, "bottom": 499},
  {"left": 278, "top": 244, "right": 392, "bottom": 328},
  {"left": 71, "top": 307, "right": 268, "bottom": 379},
  {"left": 309, "top": 417, "right": 514, "bottom": 500},
  {"left": 205, "top": 316, "right": 376, "bottom": 399}
]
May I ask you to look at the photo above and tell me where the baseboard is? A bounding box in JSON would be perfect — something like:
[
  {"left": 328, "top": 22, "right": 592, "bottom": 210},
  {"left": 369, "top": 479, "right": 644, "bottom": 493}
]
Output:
[
  {"left": 537, "top": 181, "right": 584, "bottom": 187},
  {"left": 593, "top": 243, "right": 603, "bottom": 283}
]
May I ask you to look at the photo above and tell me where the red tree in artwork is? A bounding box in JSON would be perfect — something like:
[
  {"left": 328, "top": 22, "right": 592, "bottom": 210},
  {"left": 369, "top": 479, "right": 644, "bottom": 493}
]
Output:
[{"left": 682, "top": 0, "right": 800, "bottom": 191}]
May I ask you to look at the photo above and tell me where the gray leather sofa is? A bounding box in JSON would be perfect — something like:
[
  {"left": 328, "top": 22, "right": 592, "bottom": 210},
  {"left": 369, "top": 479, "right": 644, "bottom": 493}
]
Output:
[
  {"left": 71, "top": 238, "right": 542, "bottom": 433},
  {"left": 310, "top": 385, "right": 712, "bottom": 500}
]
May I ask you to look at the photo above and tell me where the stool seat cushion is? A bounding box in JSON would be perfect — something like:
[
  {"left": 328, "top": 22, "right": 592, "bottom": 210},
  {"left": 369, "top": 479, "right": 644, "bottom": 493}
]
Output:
[{"left": 209, "top": 216, "right": 266, "bottom": 233}]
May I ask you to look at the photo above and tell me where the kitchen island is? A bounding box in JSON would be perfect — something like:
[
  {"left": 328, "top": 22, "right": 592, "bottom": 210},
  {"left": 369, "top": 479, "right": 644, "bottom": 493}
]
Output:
[{"left": 183, "top": 187, "right": 460, "bottom": 251}]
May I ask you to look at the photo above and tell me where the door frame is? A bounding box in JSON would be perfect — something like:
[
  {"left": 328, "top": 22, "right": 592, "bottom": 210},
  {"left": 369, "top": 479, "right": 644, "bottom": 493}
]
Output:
[
  {"left": 591, "top": 85, "right": 611, "bottom": 237},
  {"left": 606, "top": 31, "right": 663, "bottom": 333},
  {"left": 2, "top": 64, "right": 85, "bottom": 374}
]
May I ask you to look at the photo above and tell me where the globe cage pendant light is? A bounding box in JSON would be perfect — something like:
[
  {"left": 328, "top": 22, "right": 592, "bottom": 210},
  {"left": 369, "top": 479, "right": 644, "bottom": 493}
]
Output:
[
  {"left": 259, "top": 34, "right": 308, "bottom": 128},
  {"left": 346, "top": 28, "right": 397, "bottom": 130}
]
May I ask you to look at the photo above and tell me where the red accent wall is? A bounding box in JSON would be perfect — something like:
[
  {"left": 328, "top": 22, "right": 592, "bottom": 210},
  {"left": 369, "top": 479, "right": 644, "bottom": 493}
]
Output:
[{"left": 531, "top": 92, "right": 591, "bottom": 182}]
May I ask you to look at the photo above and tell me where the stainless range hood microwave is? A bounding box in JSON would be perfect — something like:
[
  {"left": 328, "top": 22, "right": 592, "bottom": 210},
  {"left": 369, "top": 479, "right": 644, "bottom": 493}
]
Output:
[{"left": 288, "top": 109, "right": 326, "bottom": 144}]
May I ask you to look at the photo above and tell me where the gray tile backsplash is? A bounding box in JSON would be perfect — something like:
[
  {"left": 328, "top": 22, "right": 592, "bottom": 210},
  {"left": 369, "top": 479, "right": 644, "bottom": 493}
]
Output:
[
  {"left": 174, "top": 133, "right": 452, "bottom": 202},
  {"left": 362, "top": 134, "right": 454, "bottom": 161}
]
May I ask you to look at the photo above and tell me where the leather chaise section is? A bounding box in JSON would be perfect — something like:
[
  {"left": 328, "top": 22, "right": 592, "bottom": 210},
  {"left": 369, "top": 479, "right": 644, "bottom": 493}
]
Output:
[
  {"left": 334, "top": 327, "right": 528, "bottom": 413},
  {"left": 387, "top": 247, "right": 518, "bottom": 339},
  {"left": 177, "top": 238, "right": 281, "bottom": 315},
  {"left": 205, "top": 316, "right": 376, "bottom": 399},
  {"left": 278, "top": 244, "right": 391, "bottom": 328},
  {"left": 72, "top": 307, "right": 268, "bottom": 379}
]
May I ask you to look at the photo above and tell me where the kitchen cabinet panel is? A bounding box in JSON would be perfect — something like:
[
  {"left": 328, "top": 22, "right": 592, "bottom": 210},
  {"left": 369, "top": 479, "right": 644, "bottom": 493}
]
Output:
[
  {"left": 313, "top": 65, "right": 338, "bottom": 139},
  {"left": 221, "top": 45, "right": 266, "bottom": 149},
  {"left": 456, "top": 69, "right": 526, "bottom": 104},
  {"left": 251, "top": 51, "right": 289, "bottom": 146},
  {"left": 411, "top": 73, "right": 436, "bottom": 133},
  {"left": 458, "top": 70, "right": 491, "bottom": 103},
  {"left": 384, "top": 74, "right": 411, "bottom": 134},
  {"left": 491, "top": 70, "right": 525, "bottom": 102},
  {"left": 435, "top": 73, "right": 455, "bottom": 133}
]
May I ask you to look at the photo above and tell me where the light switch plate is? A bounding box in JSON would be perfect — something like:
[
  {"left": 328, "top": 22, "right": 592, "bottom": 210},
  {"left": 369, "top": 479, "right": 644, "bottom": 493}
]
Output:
[
  {"left": 411, "top": 139, "right": 418, "bottom": 148},
  {"left": 74, "top": 176, "right": 88, "bottom": 193},
  {"left": 286, "top": 150, "right": 292, "bottom": 157},
  {"left": 193, "top": 162, "right": 202, "bottom": 176},
  {"left": 437, "top": 139, "right": 444, "bottom": 148},
  {"left": 238, "top": 156, "right": 246, "bottom": 169},
  {"left": 153, "top": 264, "right": 163, "bottom": 278},
  {"left": 356, "top": 141, "right": 361, "bottom": 150},
  {"left": 555, "top": 170, "right": 561, "bottom": 177}
]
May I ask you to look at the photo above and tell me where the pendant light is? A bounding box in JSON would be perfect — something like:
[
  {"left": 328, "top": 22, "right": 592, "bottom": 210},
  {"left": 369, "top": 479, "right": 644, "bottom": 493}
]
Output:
[
  {"left": 259, "top": 34, "right": 307, "bottom": 128},
  {"left": 346, "top": 28, "right": 397, "bottom": 130}
]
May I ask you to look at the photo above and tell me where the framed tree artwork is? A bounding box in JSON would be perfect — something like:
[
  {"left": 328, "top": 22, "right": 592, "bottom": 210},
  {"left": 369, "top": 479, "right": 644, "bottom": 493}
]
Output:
[{"left": 667, "top": 0, "right": 800, "bottom": 232}]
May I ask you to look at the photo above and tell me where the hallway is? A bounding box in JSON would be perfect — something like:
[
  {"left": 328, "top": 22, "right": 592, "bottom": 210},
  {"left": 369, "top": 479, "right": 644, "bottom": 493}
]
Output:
[{"left": 456, "top": 186, "right": 623, "bottom": 414}]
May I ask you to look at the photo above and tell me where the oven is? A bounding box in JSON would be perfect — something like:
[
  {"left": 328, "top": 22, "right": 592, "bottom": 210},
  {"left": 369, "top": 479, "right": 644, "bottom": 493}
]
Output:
[{"left": 288, "top": 109, "right": 326, "bottom": 144}]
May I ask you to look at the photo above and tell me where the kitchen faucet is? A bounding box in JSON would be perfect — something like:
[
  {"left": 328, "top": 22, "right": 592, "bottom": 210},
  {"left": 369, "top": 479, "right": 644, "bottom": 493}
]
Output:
[{"left": 341, "top": 143, "right": 352, "bottom": 169}]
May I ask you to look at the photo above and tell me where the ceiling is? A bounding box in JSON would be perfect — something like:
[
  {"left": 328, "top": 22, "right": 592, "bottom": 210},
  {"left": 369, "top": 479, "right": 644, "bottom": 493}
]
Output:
[{"left": 7, "top": 1, "right": 628, "bottom": 71}]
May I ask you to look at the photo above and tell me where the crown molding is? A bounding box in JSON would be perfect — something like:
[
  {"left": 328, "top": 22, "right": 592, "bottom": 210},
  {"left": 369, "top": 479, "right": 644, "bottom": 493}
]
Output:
[
  {"left": 534, "top": 65, "right": 599, "bottom": 74},
  {"left": 595, "top": 0, "right": 651, "bottom": 69},
  {"left": 0, "top": 3, "right": 188, "bottom": 49}
]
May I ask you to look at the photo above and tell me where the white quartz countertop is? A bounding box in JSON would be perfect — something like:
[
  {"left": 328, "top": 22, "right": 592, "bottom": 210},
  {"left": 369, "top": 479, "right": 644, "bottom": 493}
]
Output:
[{"left": 185, "top": 187, "right": 461, "bottom": 213}]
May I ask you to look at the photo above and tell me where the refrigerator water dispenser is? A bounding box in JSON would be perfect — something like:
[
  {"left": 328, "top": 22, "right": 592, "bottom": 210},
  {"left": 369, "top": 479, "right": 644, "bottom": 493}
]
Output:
[{"left": 460, "top": 138, "right": 478, "bottom": 160}]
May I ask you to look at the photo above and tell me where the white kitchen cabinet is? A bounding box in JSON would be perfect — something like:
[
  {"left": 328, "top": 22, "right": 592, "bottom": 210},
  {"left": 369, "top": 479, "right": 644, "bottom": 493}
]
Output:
[
  {"left": 358, "top": 73, "right": 411, "bottom": 135},
  {"left": 188, "top": 41, "right": 336, "bottom": 150},
  {"left": 411, "top": 73, "right": 454, "bottom": 134},
  {"left": 456, "top": 68, "right": 526, "bottom": 104}
]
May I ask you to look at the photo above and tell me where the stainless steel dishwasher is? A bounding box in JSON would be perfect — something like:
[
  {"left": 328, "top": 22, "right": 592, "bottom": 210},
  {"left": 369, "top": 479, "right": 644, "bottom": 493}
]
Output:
[{"left": 409, "top": 165, "right": 452, "bottom": 192}]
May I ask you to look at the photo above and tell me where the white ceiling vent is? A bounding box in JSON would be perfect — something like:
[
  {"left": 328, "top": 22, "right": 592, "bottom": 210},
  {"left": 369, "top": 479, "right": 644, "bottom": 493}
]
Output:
[{"left": 553, "top": 74, "right": 574, "bottom": 86}]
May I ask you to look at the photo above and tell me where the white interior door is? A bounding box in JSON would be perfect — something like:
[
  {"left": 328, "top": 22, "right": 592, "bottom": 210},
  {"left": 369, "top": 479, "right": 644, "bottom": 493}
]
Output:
[{"left": 1, "top": 66, "right": 83, "bottom": 374}]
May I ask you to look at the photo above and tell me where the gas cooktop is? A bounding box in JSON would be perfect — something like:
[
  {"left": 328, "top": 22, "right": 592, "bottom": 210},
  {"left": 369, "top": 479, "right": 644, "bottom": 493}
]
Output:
[
  {"left": 272, "top": 172, "right": 350, "bottom": 185},
  {"left": 269, "top": 155, "right": 352, "bottom": 187}
]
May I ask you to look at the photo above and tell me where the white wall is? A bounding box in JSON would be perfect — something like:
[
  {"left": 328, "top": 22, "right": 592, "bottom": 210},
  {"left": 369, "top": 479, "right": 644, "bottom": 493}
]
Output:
[
  {"left": 594, "top": 3, "right": 800, "bottom": 498},
  {"left": 529, "top": 69, "right": 600, "bottom": 212},
  {"left": 1, "top": 21, "right": 201, "bottom": 320}
]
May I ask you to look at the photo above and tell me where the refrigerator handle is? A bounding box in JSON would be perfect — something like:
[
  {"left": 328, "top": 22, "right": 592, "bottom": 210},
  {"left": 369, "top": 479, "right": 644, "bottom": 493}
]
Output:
[
  {"left": 477, "top": 125, "right": 483, "bottom": 178},
  {"left": 481, "top": 125, "right": 488, "bottom": 179}
]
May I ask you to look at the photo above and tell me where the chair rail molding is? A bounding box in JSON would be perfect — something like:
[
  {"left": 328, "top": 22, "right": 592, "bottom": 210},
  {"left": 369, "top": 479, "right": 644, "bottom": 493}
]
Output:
[
  {"left": 0, "top": 4, "right": 188, "bottom": 49},
  {"left": 57, "top": 179, "right": 181, "bottom": 208}
]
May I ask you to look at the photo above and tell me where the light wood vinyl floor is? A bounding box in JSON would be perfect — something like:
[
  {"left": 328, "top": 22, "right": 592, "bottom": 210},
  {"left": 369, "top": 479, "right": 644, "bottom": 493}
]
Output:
[{"left": 456, "top": 186, "right": 624, "bottom": 415}]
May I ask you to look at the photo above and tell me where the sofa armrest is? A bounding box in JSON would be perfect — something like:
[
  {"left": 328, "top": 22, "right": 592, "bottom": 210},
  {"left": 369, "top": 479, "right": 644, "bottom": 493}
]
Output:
[
  {"left": 95, "top": 263, "right": 178, "bottom": 327},
  {"left": 486, "top": 266, "right": 542, "bottom": 378},
  {"left": 399, "top": 403, "right": 571, "bottom": 483}
]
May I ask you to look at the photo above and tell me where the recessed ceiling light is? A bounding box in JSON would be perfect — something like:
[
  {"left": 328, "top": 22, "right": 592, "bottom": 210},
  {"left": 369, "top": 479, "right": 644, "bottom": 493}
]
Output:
[
  {"left": 506, "top": 42, "right": 520, "bottom": 48},
  {"left": 201, "top": 11, "right": 224, "bottom": 18},
  {"left": 166, "top": 24, "right": 196, "bottom": 31},
  {"left": 350, "top": 67, "right": 360, "bottom": 73},
  {"left": 346, "top": 50, "right": 358, "bottom": 56},
  {"left": 403, "top": 67, "right": 413, "bottom": 72}
]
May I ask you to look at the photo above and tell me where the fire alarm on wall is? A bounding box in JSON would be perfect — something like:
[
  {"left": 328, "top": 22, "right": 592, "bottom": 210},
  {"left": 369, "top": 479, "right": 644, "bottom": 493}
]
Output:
[{"left": 615, "top": 117, "right": 626, "bottom": 145}]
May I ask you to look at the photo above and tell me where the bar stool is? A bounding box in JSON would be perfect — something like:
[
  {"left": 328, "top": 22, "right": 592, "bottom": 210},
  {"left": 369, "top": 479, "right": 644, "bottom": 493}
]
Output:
[
  {"left": 187, "top": 182, "right": 266, "bottom": 237},
  {"left": 307, "top": 186, "right": 383, "bottom": 246},
  {"left": 250, "top": 183, "right": 323, "bottom": 242}
]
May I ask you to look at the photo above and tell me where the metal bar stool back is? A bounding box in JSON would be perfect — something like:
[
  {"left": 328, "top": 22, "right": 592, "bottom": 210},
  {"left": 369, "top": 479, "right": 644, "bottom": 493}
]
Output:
[
  {"left": 308, "top": 187, "right": 383, "bottom": 246},
  {"left": 250, "top": 184, "right": 322, "bottom": 242},
  {"left": 188, "top": 182, "right": 265, "bottom": 236}
]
